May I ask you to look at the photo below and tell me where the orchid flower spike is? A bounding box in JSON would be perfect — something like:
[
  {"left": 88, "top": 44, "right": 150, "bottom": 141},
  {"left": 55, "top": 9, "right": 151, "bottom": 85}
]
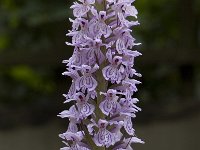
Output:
[{"left": 58, "top": 0, "right": 144, "bottom": 149}]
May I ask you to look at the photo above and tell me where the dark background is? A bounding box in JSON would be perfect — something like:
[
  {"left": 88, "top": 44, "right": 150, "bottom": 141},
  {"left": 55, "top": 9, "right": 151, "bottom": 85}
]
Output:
[{"left": 0, "top": 0, "right": 200, "bottom": 149}]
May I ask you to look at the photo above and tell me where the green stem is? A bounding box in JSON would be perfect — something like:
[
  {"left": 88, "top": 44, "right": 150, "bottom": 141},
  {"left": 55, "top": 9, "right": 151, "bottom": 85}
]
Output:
[
  {"left": 95, "top": 45, "right": 108, "bottom": 120},
  {"left": 94, "top": 59, "right": 108, "bottom": 150},
  {"left": 81, "top": 121, "right": 99, "bottom": 149},
  {"left": 89, "top": 1, "right": 109, "bottom": 150}
]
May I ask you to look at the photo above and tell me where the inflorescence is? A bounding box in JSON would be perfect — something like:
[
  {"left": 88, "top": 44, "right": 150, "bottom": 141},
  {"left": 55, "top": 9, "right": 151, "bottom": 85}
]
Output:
[{"left": 58, "top": 0, "right": 144, "bottom": 149}]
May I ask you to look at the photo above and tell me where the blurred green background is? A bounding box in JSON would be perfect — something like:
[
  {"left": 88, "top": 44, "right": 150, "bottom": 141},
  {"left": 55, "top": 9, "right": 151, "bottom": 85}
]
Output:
[{"left": 0, "top": 0, "right": 200, "bottom": 149}]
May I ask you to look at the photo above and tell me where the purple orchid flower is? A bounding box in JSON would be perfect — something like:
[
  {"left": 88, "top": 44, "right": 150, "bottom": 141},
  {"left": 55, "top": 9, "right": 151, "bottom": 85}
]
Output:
[
  {"left": 102, "top": 54, "right": 123, "bottom": 83},
  {"left": 90, "top": 8, "right": 112, "bottom": 38},
  {"left": 111, "top": 0, "right": 138, "bottom": 18},
  {"left": 121, "top": 50, "right": 142, "bottom": 78},
  {"left": 62, "top": 92, "right": 95, "bottom": 119},
  {"left": 89, "top": 119, "right": 116, "bottom": 147},
  {"left": 114, "top": 27, "right": 140, "bottom": 54},
  {"left": 99, "top": 89, "right": 121, "bottom": 116},
  {"left": 59, "top": 0, "right": 144, "bottom": 149},
  {"left": 80, "top": 37, "right": 105, "bottom": 65},
  {"left": 74, "top": 92, "right": 95, "bottom": 118},
  {"left": 66, "top": 18, "right": 89, "bottom": 45},
  {"left": 59, "top": 131, "right": 90, "bottom": 150},
  {"left": 115, "top": 78, "right": 141, "bottom": 96},
  {"left": 67, "top": 46, "right": 88, "bottom": 66},
  {"left": 70, "top": 0, "right": 95, "bottom": 18},
  {"left": 75, "top": 64, "right": 99, "bottom": 92},
  {"left": 113, "top": 137, "right": 144, "bottom": 150},
  {"left": 62, "top": 68, "right": 79, "bottom": 99}
]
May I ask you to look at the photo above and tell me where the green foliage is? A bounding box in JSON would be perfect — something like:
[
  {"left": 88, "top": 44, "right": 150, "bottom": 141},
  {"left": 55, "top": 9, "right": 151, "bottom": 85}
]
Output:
[{"left": 9, "top": 66, "right": 54, "bottom": 93}]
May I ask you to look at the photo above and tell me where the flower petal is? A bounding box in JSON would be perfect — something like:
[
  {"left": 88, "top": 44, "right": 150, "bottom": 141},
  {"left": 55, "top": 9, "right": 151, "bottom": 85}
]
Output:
[
  {"left": 72, "top": 32, "right": 83, "bottom": 44},
  {"left": 81, "top": 103, "right": 95, "bottom": 117},
  {"left": 94, "top": 130, "right": 106, "bottom": 146},
  {"left": 99, "top": 100, "right": 112, "bottom": 116},
  {"left": 73, "top": 5, "right": 90, "bottom": 17},
  {"left": 106, "top": 49, "right": 113, "bottom": 63},
  {"left": 125, "top": 5, "right": 138, "bottom": 18},
  {"left": 116, "top": 38, "right": 126, "bottom": 54},
  {"left": 129, "top": 137, "right": 145, "bottom": 144},
  {"left": 105, "top": 131, "right": 115, "bottom": 147},
  {"left": 111, "top": 102, "right": 121, "bottom": 115},
  {"left": 86, "top": 0, "right": 95, "bottom": 4},
  {"left": 90, "top": 23, "right": 101, "bottom": 38},
  {"left": 99, "top": 23, "right": 112, "bottom": 38},
  {"left": 75, "top": 76, "right": 84, "bottom": 90},
  {"left": 65, "top": 82, "right": 76, "bottom": 99},
  {"left": 102, "top": 66, "right": 117, "bottom": 81},
  {"left": 124, "top": 116, "right": 135, "bottom": 135},
  {"left": 84, "top": 76, "right": 97, "bottom": 91},
  {"left": 68, "top": 122, "right": 78, "bottom": 133}
]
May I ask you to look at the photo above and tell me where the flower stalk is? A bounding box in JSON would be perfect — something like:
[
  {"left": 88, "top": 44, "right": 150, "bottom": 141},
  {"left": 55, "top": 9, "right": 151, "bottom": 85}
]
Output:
[{"left": 58, "top": 0, "right": 144, "bottom": 149}]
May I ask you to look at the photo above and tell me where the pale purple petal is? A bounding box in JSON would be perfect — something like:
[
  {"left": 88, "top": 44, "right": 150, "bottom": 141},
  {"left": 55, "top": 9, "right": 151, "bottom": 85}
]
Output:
[
  {"left": 124, "top": 116, "right": 135, "bottom": 135},
  {"left": 116, "top": 38, "right": 126, "bottom": 54},
  {"left": 58, "top": 105, "right": 78, "bottom": 119},
  {"left": 72, "top": 4, "right": 90, "bottom": 17},
  {"left": 129, "top": 137, "right": 145, "bottom": 144},
  {"left": 125, "top": 5, "right": 138, "bottom": 18},
  {"left": 102, "top": 66, "right": 117, "bottom": 80},
  {"left": 85, "top": 0, "right": 95, "bottom": 4},
  {"left": 105, "top": 131, "right": 115, "bottom": 147},
  {"left": 84, "top": 76, "right": 97, "bottom": 91},
  {"left": 90, "top": 6, "right": 98, "bottom": 16},
  {"left": 59, "top": 131, "right": 79, "bottom": 141},
  {"left": 67, "top": 82, "right": 76, "bottom": 98},
  {"left": 68, "top": 122, "right": 78, "bottom": 133},
  {"left": 106, "top": 49, "right": 113, "bottom": 63},
  {"left": 91, "top": 64, "right": 99, "bottom": 73},
  {"left": 111, "top": 102, "right": 121, "bottom": 115},
  {"left": 94, "top": 130, "right": 105, "bottom": 146},
  {"left": 80, "top": 103, "right": 95, "bottom": 117},
  {"left": 99, "top": 100, "right": 112, "bottom": 116},
  {"left": 75, "top": 76, "right": 84, "bottom": 90},
  {"left": 99, "top": 23, "right": 112, "bottom": 38}
]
